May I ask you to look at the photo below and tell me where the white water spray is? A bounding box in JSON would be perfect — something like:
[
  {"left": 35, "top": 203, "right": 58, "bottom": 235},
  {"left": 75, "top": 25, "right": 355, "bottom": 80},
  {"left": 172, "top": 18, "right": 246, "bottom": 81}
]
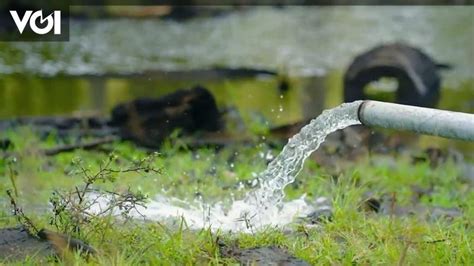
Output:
[
  {"left": 96, "top": 101, "right": 363, "bottom": 232},
  {"left": 245, "top": 101, "right": 362, "bottom": 208}
]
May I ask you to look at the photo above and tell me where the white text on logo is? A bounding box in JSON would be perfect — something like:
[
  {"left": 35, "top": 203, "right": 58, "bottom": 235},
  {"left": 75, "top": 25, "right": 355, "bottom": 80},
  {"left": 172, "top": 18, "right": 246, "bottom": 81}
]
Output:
[{"left": 9, "top": 10, "right": 61, "bottom": 35}]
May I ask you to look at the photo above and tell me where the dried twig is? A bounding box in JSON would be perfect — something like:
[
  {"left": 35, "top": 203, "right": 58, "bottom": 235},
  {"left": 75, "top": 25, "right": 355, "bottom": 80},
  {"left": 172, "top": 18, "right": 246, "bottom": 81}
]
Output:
[
  {"left": 6, "top": 189, "right": 40, "bottom": 235},
  {"left": 49, "top": 153, "right": 159, "bottom": 235}
]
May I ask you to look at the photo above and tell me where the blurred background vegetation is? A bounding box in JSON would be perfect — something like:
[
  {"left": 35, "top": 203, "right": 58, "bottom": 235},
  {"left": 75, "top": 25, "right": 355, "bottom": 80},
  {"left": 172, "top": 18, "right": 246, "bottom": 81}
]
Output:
[{"left": 0, "top": 4, "right": 472, "bottom": 152}]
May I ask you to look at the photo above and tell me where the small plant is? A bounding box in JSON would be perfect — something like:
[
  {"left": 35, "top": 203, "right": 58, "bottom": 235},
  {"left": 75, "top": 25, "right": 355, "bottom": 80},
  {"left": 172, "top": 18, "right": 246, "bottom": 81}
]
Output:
[
  {"left": 6, "top": 152, "right": 162, "bottom": 242},
  {"left": 49, "top": 152, "right": 162, "bottom": 237}
]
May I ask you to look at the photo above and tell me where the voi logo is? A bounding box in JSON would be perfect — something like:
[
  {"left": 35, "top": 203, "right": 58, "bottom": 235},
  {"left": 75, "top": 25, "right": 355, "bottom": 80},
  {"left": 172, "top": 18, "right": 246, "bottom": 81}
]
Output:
[{"left": 9, "top": 10, "right": 61, "bottom": 35}]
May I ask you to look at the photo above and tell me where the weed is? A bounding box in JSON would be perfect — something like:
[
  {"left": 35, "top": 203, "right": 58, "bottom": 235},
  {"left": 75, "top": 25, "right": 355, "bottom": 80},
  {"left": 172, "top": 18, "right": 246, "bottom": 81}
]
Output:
[{"left": 48, "top": 152, "right": 161, "bottom": 237}]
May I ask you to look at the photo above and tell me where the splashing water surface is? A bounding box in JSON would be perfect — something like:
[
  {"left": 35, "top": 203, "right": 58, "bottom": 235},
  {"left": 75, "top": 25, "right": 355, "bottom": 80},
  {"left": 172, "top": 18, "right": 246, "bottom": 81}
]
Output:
[{"left": 99, "top": 101, "right": 363, "bottom": 232}]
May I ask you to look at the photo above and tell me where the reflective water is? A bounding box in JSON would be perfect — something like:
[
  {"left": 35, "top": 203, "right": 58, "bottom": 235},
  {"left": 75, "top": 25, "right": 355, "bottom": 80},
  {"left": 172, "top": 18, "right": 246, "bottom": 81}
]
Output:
[
  {"left": 1, "top": 7, "right": 472, "bottom": 82},
  {"left": 1, "top": 6, "right": 472, "bottom": 121},
  {"left": 1, "top": 6, "right": 473, "bottom": 120}
]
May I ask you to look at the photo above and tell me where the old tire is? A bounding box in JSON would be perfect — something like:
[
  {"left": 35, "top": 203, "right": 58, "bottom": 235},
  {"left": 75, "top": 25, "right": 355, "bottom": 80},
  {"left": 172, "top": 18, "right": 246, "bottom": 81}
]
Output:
[{"left": 344, "top": 43, "right": 442, "bottom": 107}]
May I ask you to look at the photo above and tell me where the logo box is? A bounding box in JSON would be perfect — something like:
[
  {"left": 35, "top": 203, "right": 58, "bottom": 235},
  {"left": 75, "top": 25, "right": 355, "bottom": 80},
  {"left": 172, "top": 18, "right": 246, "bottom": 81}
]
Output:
[{"left": 0, "top": 6, "right": 69, "bottom": 41}]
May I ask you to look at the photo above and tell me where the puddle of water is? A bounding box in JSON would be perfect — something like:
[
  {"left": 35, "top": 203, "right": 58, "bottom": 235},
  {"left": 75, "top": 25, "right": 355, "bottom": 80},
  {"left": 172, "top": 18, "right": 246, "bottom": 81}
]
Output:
[
  {"left": 1, "top": 72, "right": 471, "bottom": 118},
  {"left": 0, "top": 74, "right": 302, "bottom": 126}
]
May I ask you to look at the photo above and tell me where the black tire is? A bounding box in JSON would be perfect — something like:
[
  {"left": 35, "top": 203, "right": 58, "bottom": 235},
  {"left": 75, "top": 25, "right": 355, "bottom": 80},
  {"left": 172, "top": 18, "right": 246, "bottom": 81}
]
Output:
[{"left": 344, "top": 43, "right": 442, "bottom": 107}]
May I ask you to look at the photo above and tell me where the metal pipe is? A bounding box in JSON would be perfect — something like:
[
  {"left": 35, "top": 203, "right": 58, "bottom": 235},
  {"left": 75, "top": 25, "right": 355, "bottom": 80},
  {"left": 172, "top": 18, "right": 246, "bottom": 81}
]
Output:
[{"left": 358, "top": 100, "right": 474, "bottom": 141}]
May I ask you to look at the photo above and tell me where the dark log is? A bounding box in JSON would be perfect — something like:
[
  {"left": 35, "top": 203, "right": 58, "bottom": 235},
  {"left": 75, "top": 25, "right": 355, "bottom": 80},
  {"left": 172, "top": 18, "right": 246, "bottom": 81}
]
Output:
[
  {"left": 111, "top": 85, "right": 222, "bottom": 148},
  {"left": 44, "top": 67, "right": 277, "bottom": 81},
  {"left": 1, "top": 137, "right": 118, "bottom": 158},
  {"left": 344, "top": 43, "right": 445, "bottom": 107},
  {"left": 42, "top": 136, "right": 118, "bottom": 156},
  {"left": 0, "top": 116, "right": 111, "bottom": 132},
  {"left": 37, "top": 229, "right": 96, "bottom": 256}
]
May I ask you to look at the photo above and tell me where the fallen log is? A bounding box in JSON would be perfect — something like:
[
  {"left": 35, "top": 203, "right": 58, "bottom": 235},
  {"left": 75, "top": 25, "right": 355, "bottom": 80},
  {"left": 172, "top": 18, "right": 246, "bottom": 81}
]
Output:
[
  {"left": 47, "top": 67, "right": 277, "bottom": 81},
  {"left": 42, "top": 136, "right": 118, "bottom": 156},
  {"left": 0, "top": 116, "right": 110, "bottom": 132},
  {"left": 1, "top": 85, "right": 222, "bottom": 151},
  {"left": 1, "top": 136, "right": 118, "bottom": 158},
  {"left": 111, "top": 85, "right": 222, "bottom": 148}
]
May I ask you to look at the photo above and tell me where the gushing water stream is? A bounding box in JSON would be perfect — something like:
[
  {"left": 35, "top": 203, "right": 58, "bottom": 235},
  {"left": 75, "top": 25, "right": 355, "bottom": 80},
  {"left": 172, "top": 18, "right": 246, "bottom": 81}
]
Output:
[
  {"left": 96, "top": 101, "right": 363, "bottom": 232},
  {"left": 244, "top": 101, "right": 362, "bottom": 209}
]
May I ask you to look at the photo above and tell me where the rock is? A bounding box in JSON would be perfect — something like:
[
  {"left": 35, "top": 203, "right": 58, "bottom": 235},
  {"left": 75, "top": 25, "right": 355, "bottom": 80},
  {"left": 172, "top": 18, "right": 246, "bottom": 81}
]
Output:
[
  {"left": 304, "top": 207, "right": 333, "bottom": 224},
  {"left": 360, "top": 197, "right": 381, "bottom": 213},
  {"left": 410, "top": 185, "right": 434, "bottom": 204},
  {"left": 362, "top": 194, "right": 462, "bottom": 221},
  {"left": 411, "top": 147, "right": 465, "bottom": 168},
  {"left": 0, "top": 138, "right": 13, "bottom": 150},
  {"left": 460, "top": 163, "right": 474, "bottom": 184},
  {"left": 427, "top": 207, "right": 462, "bottom": 221},
  {"left": 219, "top": 241, "right": 310, "bottom": 266}
]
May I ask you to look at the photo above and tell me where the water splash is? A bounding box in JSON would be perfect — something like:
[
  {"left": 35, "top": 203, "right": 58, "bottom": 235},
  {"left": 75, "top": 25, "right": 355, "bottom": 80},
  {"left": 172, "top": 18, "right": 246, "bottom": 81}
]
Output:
[
  {"left": 244, "top": 101, "right": 362, "bottom": 209},
  {"left": 95, "top": 101, "right": 363, "bottom": 232}
]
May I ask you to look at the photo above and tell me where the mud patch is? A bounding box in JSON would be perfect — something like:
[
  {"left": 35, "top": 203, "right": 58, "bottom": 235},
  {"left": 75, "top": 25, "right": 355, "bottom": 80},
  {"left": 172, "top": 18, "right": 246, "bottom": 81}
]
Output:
[
  {"left": 219, "top": 241, "right": 310, "bottom": 266},
  {"left": 0, "top": 227, "right": 95, "bottom": 262},
  {"left": 0, "top": 227, "right": 53, "bottom": 261}
]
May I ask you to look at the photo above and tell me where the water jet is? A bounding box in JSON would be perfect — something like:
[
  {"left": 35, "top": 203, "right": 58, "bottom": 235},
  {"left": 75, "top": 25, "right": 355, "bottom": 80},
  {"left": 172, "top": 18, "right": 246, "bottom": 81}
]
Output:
[{"left": 130, "top": 101, "right": 473, "bottom": 232}]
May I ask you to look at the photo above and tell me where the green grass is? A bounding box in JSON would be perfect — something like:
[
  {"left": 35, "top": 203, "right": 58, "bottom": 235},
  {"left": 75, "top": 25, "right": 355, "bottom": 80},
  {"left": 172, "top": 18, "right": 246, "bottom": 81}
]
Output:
[{"left": 0, "top": 129, "right": 473, "bottom": 265}]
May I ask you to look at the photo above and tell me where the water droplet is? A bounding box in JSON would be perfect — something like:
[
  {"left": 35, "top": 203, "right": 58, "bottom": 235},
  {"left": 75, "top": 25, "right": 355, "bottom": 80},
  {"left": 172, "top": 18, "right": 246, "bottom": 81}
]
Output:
[
  {"left": 265, "top": 152, "right": 274, "bottom": 161},
  {"left": 251, "top": 179, "right": 259, "bottom": 187}
]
